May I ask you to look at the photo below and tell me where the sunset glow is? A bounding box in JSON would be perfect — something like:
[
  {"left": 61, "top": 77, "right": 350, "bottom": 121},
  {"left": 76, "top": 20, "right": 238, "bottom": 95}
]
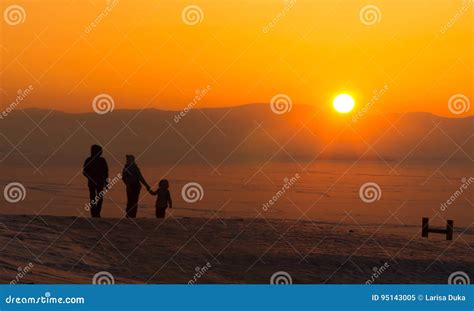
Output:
[{"left": 0, "top": 0, "right": 472, "bottom": 117}]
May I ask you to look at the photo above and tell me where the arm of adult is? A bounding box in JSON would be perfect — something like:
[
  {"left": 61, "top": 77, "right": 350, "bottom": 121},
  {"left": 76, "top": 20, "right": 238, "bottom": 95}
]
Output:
[
  {"left": 168, "top": 190, "right": 172, "bottom": 208},
  {"left": 103, "top": 158, "right": 109, "bottom": 187},
  {"left": 82, "top": 158, "right": 89, "bottom": 178},
  {"left": 138, "top": 168, "right": 151, "bottom": 191},
  {"left": 122, "top": 167, "right": 128, "bottom": 185}
]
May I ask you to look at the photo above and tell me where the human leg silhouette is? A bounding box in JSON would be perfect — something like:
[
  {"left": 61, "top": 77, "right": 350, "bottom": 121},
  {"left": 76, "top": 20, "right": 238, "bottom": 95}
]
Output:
[
  {"left": 126, "top": 186, "right": 140, "bottom": 218},
  {"left": 89, "top": 184, "right": 104, "bottom": 218},
  {"left": 88, "top": 183, "right": 104, "bottom": 218},
  {"left": 87, "top": 185, "right": 97, "bottom": 217},
  {"left": 155, "top": 207, "right": 166, "bottom": 218},
  {"left": 95, "top": 183, "right": 105, "bottom": 217}
]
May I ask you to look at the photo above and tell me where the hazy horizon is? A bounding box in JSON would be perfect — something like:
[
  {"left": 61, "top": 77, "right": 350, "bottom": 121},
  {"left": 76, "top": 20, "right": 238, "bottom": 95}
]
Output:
[{"left": 8, "top": 103, "right": 474, "bottom": 116}]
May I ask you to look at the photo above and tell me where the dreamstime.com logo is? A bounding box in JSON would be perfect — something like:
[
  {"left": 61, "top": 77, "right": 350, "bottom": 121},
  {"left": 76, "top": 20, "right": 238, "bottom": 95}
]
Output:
[
  {"left": 3, "top": 182, "right": 26, "bottom": 203},
  {"left": 262, "top": 174, "right": 300, "bottom": 211},
  {"left": 92, "top": 271, "right": 115, "bottom": 284},
  {"left": 448, "top": 271, "right": 470, "bottom": 285},
  {"left": 188, "top": 262, "right": 212, "bottom": 284},
  {"left": 448, "top": 93, "right": 470, "bottom": 115},
  {"left": 174, "top": 85, "right": 212, "bottom": 123},
  {"left": 359, "top": 182, "right": 382, "bottom": 203},
  {"left": 440, "top": 0, "right": 473, "bottom": 34},
  {"left": 352, "top": 85, "right": 389, "bottom": 123},
  {"left": 181, "top": 182, "right": 204, "bottom": 203},
  {"left": 181, "top": 5, "right": 204, "bottom": 26},
  {"left": 359, "top": 5, "right": 381, "bottom": 26},
  {"left": 84, "top": 174, "right": 122, "bottom": 211},
  {"left": 262, "top": 0, "right": 297, "bottom": 33},
  {"left": 92, "top": 93, "right": 115, "bottom": 114},
  {"left": 10, "top": 262, "right": 34, "bottom": 285},
  {"left": 440, "top": 177, "right": 474, "bottom": 212},
  {"left": 270, "top": 93, "right": 292, "bottom": 115},
  {"left": 0, "top": 85, "right": 34, "bottom": 120},
  {"left": 3, "top": 4, "right": 26, "bottom": 26},
  {"left": 84, "top": 0, "right": 119, "bottom": 34},
  {"left": 366, "top": 262, "right": 390, "bottom": 285},
  {"left": 5, "top": 292, "right": 85, "bottom": 305},
  {"left": 270, "top": 271, "right": 293, "bottom": 284}
]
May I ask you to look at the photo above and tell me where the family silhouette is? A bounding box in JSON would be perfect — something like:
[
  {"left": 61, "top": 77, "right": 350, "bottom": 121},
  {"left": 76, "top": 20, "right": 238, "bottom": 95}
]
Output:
[{"left": 82, "top": 145, "right": 172, "bottom": 219}]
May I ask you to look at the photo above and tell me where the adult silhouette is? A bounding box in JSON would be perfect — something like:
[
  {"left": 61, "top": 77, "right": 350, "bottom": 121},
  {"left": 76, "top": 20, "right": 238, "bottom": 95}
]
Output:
[
  {"left": 83, "top": 144, "right": 109, "bottom": 218},
  {"left": 122, "top": 155, "right": 151, "bottom": 218}
]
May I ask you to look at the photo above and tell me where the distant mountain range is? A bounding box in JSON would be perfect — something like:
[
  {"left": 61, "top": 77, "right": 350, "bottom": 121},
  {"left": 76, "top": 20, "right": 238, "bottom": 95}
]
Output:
[{"left": 0, "top": 104, "right": 472, "bottom": 166}]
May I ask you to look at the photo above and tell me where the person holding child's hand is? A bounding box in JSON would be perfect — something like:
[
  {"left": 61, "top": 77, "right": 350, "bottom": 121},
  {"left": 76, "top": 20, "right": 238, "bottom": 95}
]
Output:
[
  {"left": 149, "top": 179, "right": 172, "bottom": 218},
  {"left": 122, "top": 155, "right": 151, "bottom": 218}
]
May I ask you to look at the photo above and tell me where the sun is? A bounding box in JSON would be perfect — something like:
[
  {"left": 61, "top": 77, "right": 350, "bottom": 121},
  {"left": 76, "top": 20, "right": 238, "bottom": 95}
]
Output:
[{"left": 333, "top": 94, "right": 355, "bottom": 113}]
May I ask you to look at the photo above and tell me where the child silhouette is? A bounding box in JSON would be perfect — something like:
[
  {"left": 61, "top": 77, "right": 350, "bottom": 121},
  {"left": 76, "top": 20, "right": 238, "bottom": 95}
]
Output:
[{"left": 149, "top": 179, "right": 172, "bottom": 218}]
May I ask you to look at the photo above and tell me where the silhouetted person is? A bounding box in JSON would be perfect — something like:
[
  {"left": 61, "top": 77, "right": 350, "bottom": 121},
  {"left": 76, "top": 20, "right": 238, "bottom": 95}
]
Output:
[
  {"left": 83, "top": 144, "right": 109, "bottom": 218},
  {"left": 149, "top": 179, "right": 172, "bottom": 218},
  {"left": 122, "top": 155, "right": 151, "bottom": 218}
]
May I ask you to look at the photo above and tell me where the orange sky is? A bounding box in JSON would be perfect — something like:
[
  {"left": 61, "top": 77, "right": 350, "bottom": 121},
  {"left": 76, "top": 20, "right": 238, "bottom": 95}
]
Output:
[{"left": 0, "top": 0, "right": 472, "bottom": 116}]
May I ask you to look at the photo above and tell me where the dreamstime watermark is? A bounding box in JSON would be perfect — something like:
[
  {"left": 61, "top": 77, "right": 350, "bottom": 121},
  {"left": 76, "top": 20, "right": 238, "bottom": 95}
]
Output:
[
  {"left": 262, "top": 0, "right": 297, "bottom": 33},
  {"left": 262, "top": 174, "right": 300, "bottom": 211},
  {"left": 181, "top": 182, "right": 204, "bottom": 203},
  {"left": 359, "top": 5, "right": 381, "bottom": 26},
  {"left": 10, "top": 262, "right": 34, "bottom": 285},
  {"left": 84, "top": 174, "right": 121, "bottom": 211},
  {"left": 0, "top": 85, "right": 34, "bottom": 120},
  {"left": 84, "top": 0, "right": 119, "bottom": 34},
  {"left": 92, "top": 271, "right": 115, "bottom": 284},
  {"left": 3, "top": 4, "right": 26, "bottom": 26},
  {"left": 174, "top": 85, "right": 211, "bottom": 123},
  {"left": 440, "top": 177, "right": 473, "bottom": 212},
  {"left": 366, "top": 262, "right": 390, "bottom": 285},
  {"left": 352, "top": 85, "right": 389, "bottom": 123},
  {"left": 188, "top": 262, "right": 212, "bottom": 284},
  {"left": 181, "top": 5, "right": 204, "bottom": 26},
  {"left": 3, "top": 182, "right": 26, "bottom": 203},
  {"left": 448, "top": 271, "right": 470, "bottom": 284},
  {"left": 359, "top": 182, "right": 381, "bottom": 203},
  {"left": 270, "top": 271, "right": 292, "bottom": 284},
  {"left": 448, "top": 93, "right": 470, "bottom": 115},
  {"left": 92, "top": 93, "right": 115, "bottom": 114},
  {"left": 270, "top": 93, "right": 292, "bottom": 115},
  {"left": 5, "top": 292, "right": 85, "bottom": 305},
  {"left": 440, "top": 0, "right": 473, "bottom": 34}
]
